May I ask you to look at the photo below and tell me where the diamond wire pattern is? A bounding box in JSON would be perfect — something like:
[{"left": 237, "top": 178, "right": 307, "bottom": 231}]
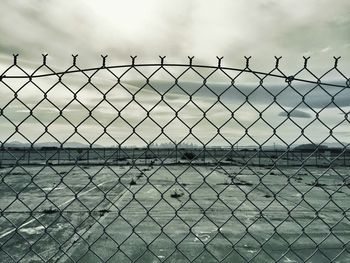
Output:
[{"left": 0, "top": 55, "right": 349, "bottom": 262}]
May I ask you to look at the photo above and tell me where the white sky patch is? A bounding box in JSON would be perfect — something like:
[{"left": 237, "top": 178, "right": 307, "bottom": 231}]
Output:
[{"left": 320, "top": 46, "right": 331, "bottom": 53}]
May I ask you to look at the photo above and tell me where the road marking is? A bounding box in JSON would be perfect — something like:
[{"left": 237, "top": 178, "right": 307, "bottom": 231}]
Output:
[
  {"left": 56, "top": 183, "right": 132, "bottom": 261},
  {"left": 0, "top": 181, "right": 107, "bottom": 239},
  {"left": 19, "top": 225, "right": 45, "bottom": 235}
]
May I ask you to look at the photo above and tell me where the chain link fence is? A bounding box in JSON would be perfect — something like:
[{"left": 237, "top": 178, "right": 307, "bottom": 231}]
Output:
[{"left": 0, "top": 55, "right": 349, "bottom": 262}]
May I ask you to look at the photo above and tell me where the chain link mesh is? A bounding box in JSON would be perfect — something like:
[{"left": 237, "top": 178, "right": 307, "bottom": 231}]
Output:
[{"left": 0, "top": 55, "right": 349, "bottom": 262}]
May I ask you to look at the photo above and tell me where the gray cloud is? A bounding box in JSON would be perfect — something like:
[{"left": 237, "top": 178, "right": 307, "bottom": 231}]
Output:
[
  {"left": 126, "top": 79, "right": 350, "bottom": 110},
  {"left": 278, "top": 109, "right": 312, "bottom": 119}
]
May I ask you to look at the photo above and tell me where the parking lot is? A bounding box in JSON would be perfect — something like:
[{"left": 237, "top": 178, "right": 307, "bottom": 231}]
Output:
[{"left": 0, "top": 160, "right": 349, "bottom": 263}]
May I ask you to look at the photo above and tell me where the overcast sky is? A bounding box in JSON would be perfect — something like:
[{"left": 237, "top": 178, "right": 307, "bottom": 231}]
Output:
[
  {"left": 0, "top": 0, "right": 349, "bottom": 147},
  {"left": 1, "top": 0, "right": 349, "bottom": 69}
]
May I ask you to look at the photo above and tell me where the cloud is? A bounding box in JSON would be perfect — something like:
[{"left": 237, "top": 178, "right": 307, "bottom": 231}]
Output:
[
  {"left": 278, "top": 109, "right": 311, "bottom": 118},
  {"left": 320, "top": 46, "right": 331, "bottom": 53}
]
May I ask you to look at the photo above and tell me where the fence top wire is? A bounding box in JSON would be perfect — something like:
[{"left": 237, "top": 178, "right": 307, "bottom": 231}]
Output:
[{"left": 0, "top": 55, "right": 349, "bottom": 89}]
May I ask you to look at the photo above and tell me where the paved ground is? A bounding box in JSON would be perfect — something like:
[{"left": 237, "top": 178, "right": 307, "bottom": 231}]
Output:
[{"left": 0, "top": 163, "right": 349, "bottom": 263}]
